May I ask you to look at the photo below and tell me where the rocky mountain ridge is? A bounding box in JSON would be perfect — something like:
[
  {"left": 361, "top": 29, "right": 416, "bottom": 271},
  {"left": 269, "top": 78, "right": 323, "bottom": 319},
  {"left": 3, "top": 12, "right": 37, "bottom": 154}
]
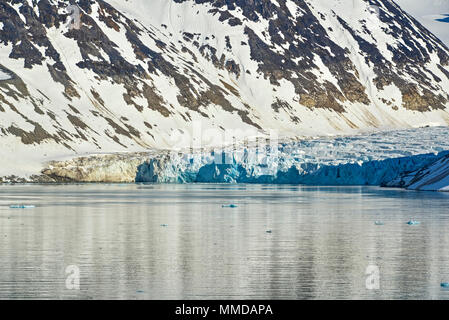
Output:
[{"left": 0, "top": 0, "right": 449, "bottom": 177}]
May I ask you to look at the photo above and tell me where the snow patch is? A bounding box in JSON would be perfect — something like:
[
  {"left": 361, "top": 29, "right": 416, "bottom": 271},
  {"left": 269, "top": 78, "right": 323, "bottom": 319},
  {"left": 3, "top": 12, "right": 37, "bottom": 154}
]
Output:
[{"left": 0, "top": 70, "right": 11, "bottom": 80}]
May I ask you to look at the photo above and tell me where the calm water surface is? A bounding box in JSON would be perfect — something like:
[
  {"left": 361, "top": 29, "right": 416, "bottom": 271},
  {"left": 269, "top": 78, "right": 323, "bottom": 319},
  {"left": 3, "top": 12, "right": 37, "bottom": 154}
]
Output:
[{"left": 0, "top": 184, "right": 448, "bottom": 300}]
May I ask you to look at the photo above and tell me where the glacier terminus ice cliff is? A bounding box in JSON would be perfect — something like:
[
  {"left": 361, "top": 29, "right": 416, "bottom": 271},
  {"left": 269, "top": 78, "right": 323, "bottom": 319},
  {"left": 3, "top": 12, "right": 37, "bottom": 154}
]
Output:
[{"left": 24, "top": 126, "right": 448, "bottom": 192}]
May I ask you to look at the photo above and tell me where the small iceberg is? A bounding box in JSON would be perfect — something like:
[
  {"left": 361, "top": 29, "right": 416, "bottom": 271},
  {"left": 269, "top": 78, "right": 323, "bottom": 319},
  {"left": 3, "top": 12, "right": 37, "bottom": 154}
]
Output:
[
  {"left": 374, "top": 221, "right": 384, "bottom": 226},
  {"left": 407, "top": 220, "right": 420, "bottom": 225},
  {"left": 222, "top": 204, "right": 238, "bottom": 208},
  {"left": 441, "top": 282, "right": 449, "bottom": 288},
  {"left": 160, "top": 224, "right": 168, "bottom": 227},
  {"left": 10, "top": 205, "right": 35, "bottom": 209},
  {"left": 266, "top": 230, "right": 272, "bottom": 234}
]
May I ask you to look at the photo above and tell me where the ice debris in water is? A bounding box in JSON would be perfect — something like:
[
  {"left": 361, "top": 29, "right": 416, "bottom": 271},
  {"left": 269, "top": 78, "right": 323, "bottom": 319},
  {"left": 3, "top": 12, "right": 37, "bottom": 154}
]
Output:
[
  {"left": 441, "top": 283, "right": 449, "bottom": 288},
  {"left": 407, "top": 220, "right": 420, "bottom": 225},
  {"left": 10, "top": 205, "right": 35, "bottom": 209},
  {"left": 374, "top": 221, "right": 384, "bottom": 226},
  {"left": 222, "top": 204, "right": 238, "bottom": 208},
  {"left": 160, "top": 224, "right": 168, "bottom": 227}
]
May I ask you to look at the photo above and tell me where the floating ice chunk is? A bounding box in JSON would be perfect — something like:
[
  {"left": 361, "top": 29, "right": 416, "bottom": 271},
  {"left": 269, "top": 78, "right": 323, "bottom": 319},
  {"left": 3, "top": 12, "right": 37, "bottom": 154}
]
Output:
[
  {"left": 222, "top": 204, "right": 238, "bottom": 208},
  {"left": 374, "top": 221, "right": 384, "bottom": 226},
  {"left": 407, "top": 220, "right": 420, "bottom": 225},
  {"left": 160, "top": 224, "right": 168, "bottom": 227},
  {"left": 266, "top": 230, "right": 272, "bottom": 233},
  {"left": 441, "top": 283, "right": 449, "bottom": 288},
  {"left": 10, "top": 205, "right": 35, "bottom": 209}
]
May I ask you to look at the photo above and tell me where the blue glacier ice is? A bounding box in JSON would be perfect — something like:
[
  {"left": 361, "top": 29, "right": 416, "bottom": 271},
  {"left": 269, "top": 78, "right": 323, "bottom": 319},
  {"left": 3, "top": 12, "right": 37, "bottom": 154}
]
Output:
[
  {"left": 135, "top": 127, "right": 449, "bottom": 186},
  {"left": 136, "top": 150, "right": 449, "bottom": 185}
]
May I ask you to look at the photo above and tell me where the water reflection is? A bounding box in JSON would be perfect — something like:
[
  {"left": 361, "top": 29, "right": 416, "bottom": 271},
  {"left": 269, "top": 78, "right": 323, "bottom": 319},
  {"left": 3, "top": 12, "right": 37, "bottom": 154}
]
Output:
[{"left": 0, "top": 184, "right": 448, "bottom": 299}]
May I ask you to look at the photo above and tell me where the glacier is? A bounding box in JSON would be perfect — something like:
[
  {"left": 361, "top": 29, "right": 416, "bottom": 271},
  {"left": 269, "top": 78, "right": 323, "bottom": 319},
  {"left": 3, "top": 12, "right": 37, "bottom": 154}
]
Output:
[
  {"left": 136, "top": 150, "right": 449, "bottom": 186},
  {"left": 135, "top": 127, "right": 449, "bottom": 187}
]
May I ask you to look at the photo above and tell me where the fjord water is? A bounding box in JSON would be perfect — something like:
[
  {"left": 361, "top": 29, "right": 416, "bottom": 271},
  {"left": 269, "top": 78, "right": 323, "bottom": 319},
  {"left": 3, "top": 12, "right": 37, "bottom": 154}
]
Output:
[{"left": 0, "top": 184, "right": 448, "bottom": 300}]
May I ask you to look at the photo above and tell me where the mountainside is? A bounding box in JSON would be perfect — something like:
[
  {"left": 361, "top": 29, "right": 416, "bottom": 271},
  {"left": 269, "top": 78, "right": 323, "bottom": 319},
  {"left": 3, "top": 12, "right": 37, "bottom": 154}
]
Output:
[
  {"left": 395, "top": 0, "right": 449, "bottom": 46},
  {"left": 385, "top": 153, "right": 449, "bottom": 191},
  {"left": 1, "top": 0, "right": 449, "bottom": 177}
]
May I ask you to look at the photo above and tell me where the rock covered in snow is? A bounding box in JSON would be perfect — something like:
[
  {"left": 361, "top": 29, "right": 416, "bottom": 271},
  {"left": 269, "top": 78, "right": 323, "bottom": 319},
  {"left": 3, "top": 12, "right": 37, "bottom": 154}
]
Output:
[
  {"left": 1, "top": 0, "right": 449, "bottom": 177},
  {"left": 385, "top": 154, "right": 449, "bottom": 191},
  {"left": 41, "top": 152, "right": 149, "bottom": 183},
  {"left": 395, "top": 0, "right": 449, "bottom": 46}
]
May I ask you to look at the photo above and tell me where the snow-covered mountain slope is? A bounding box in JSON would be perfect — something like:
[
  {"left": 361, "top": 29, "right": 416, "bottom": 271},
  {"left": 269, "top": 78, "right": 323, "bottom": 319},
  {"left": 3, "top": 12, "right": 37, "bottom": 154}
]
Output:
[
  {"left": 385, "top": 153, "right": 449, "bottom": 191},
  {"left": 1, "top": 0, "right": 449, "bottom": 177},
  {"left": 396, "top": 0, "right": 449, "bottom": 46}
]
